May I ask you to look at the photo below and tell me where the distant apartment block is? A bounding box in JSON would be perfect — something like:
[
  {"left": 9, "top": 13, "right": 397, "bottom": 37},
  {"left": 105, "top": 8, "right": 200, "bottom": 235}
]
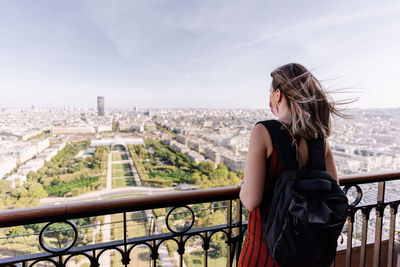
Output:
[
  {"left": 90, "top": 138, "right": 144, "bottom": 149},
  {"left": 185, "top": 150, "right": 205, "bottom": 164},
  {"left": 95, "top": 125, "right": 112, "bottom": 133},
  {"left": 204, "top": 147, "right": 221, "bottom": 165},
  {"left": 52, "top": 126, "right": 96, "bottom": 135},
  {"left": 0, "top": 129, "right": 43, "bottom": 141},
  {"left": 170, "top": 141, "right": 188, "bottom": 153},
  {"left": 131, "top": 124, "right": 145, "bottom": 132},
  {"left": 220, "top": 154, "right": 246, "bottom": 172},
  {"left": 13, "top": 139, "right": 50, "bottom": 164},
  {"left": 36, "top": 147, "right": 60, "bottom": 162},
  {"left": 176, "top": 135, "right": 188, "bottom": 146},
  {"left": 0, "top": 157, "right": 17, "bottom": 179},
  {"left": 188, "top": 139, "right": 205, "bottom": 153}
]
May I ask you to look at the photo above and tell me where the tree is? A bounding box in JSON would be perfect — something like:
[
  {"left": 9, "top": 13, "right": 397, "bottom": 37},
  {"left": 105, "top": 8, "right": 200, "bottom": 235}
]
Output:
[
  {"left": 8, "top": 226, "right": 26, "bottom": 236},
  {"left": 26, "top": 182, "right": 48, "bottom": 198},
  {"left": 211, "top": 164, "right": 228, "bottom": 180},
  {"left": 198, "top": 161, "right": 215, "bottom": 173},
  {"left": 10, "top": 186, "right": 28, "bottom": 199},
  {"left": 191, "top": 172, "right": 202, "bottom": 185},
  {"left": 228, "top": 171, "right": 241, "bottom": 185},
  {"left": 27, "top": 171, "right": 40, "bottom": 182}
]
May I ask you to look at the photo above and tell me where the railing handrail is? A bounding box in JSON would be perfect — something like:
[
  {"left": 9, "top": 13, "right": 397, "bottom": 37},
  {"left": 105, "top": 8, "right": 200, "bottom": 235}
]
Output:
[
  {"left": 0, "top": 185, "right": 241, "bottom": 228},
  {"left": 339, "top": 170, "right": 400, "bottom": 186},
  {"left": 1, "top": 170, "right": 400, "bottom": 228}
]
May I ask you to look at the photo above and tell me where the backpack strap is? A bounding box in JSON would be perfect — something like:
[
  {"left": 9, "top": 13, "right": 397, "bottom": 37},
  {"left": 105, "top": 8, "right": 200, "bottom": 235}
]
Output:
[
  {"left": 309, "top": 135, "right": 326, "bottom": 171},
  {"left": 255, "top": 120, "right": 298, "bottom": 170}
]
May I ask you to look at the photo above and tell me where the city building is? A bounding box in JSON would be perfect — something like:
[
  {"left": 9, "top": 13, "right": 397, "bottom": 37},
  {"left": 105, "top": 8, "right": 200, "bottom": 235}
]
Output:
[{"left": 97, "top": 96, "right": 105, "bottom": 116}]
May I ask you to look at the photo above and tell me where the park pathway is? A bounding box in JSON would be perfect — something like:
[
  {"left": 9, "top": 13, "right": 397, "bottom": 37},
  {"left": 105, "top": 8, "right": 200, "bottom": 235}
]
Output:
[{"left": 100, "top": 150, "right": 113, "bottom": 266}]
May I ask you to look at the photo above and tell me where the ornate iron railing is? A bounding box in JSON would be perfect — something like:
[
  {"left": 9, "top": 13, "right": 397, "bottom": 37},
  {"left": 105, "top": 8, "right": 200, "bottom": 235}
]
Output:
[
  {"left": 0, "top": 186, "right": 244, "bottom": 267},
  {"left": 0, "top": 171, "right": 400, "bottom": 267},
  {"left": 338, "top": 170, "right": 400, "bottom": 267}
]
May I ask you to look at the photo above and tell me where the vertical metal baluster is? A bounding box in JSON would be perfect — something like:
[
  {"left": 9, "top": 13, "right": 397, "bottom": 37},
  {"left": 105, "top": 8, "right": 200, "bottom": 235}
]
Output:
[
  {"left": 123, "top": 212, "right": 128, "bottom": 267},
  {"left": 345, "top": 209, "right": 355, "bottom": 267},
  {"left": 152, "top": 239, "right": 157, "bottom": 267},
  {"left": 58, "top": 255, "right": 63, "bottom": 267},
  {"left": 235, "top": 200, "right": 243, "bottom": 267},
  {"left": 92, "top": 249, "right": 98, "bottom": 267},
  {"left": 227, "top": 200, "right": 232, "bottom": 267},
  {"left": 373, "top": 181, "right": 385, "bottom": 267},
  {"left": 179, "top": 235, "right": 183, "bottom": 267},
  {"left": 387, "top": 204, "right": 398, "bottom": 267},
  {"left": 203, "top": 232, "right": 208, "bottom": 267},
  {"left": 359, "top": 207, "right": 371, "bottom": 267}
]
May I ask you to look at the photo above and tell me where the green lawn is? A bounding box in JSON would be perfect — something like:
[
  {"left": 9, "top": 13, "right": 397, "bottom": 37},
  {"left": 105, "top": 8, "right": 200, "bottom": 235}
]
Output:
[
  {"left": 112, "top": 178, "right": 136, "bottom": 187},
  {"left": 112, "top": 163, "right": 131, "bottom": 170},
  {"left": 112, "top": 169, "right": 133, "bottom": 177},
  {"left": 112, "top": 163, "right": 133, "bottom": 177},
  {"left": 112, "top": 153, "right": 128, "bottom": 161}
]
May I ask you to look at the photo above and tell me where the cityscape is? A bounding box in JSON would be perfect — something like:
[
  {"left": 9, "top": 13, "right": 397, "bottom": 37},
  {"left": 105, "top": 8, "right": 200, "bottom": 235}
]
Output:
[
  {"left": 1, "top": 99, "right": 400, "bottom": 189},
  {"left": 0, "top": 96, "right": 400, "bottom": 265}
]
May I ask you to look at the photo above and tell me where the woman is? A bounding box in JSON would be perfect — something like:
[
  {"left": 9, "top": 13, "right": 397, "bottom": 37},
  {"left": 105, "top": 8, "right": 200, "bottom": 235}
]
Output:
[{"left": 238, "top": 63, "right": 343, "bottom": 267}]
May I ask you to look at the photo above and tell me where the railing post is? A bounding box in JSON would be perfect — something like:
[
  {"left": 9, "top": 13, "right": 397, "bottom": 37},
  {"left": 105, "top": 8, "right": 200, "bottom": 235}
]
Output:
[
  {"left": 122, "top": 212, "right": 129, "bottom": 267},
  {"left": 359, "top": 207, "right": 371, "bottom": 267},
  {"left": 178, "top": 235, "right": 184, "bottom": 267},
  {"left": 345, "top": 208, "right": 355, "bottom": 267},
  {"left": 202, "top": 232, "right": 208, "bottom": 267},
  {"left": 59, "top": 255, "right": 63, "bottom": 267},
  {"left": 235, "top": 200, "right": 243, "bottom": 267},
  {"left": 387, "top": 203, "right": 398, "bottom": 267},
  {"left": 373, "top": 181, "right": 385, "bottom": 267},
  {"left": 152, "top": 239, "right": 157, "bottom": 267},
  {"left": 227, "top": 200, "right": 233, "bottom": 267}
]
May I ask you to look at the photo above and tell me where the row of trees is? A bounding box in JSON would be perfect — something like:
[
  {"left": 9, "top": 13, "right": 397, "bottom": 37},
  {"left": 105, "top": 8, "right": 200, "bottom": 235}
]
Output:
[
  {"left": 128, "top": 145, "right": 149, "bottom": 180},
  {"left": 0, "top": 180, "right": 48, "bottom": 210},
  {"left": 25, "top": 142, "right": 105, "bottom": 197},
  {"left": 130, "top": 138, "right": 243, "bottom": 188},
  {"left": 4, "top": 142, "right": 109, "bottom": 205}
]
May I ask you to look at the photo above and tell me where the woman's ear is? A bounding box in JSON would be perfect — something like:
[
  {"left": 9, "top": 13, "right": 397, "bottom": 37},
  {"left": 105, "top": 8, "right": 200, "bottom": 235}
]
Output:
[{"left": 275, "top": 88, "right": 282, "bottom": 103}]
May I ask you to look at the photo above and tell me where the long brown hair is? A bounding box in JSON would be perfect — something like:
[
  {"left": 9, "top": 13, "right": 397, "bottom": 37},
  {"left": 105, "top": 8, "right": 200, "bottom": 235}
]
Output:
[{"left": 271, "top": 63, "right": 348, "bottom": 139}]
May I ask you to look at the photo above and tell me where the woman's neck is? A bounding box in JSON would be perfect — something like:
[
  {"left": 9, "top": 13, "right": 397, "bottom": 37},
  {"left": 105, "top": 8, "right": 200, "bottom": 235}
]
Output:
[{"left": 277, "top": 100, "right": 291, "bottom": 123}]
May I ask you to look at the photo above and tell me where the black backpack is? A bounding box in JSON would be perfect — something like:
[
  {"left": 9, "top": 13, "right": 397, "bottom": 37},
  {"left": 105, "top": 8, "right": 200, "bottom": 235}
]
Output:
[{"left": 256, "top": 120, "right": 348, "bottom": 267}]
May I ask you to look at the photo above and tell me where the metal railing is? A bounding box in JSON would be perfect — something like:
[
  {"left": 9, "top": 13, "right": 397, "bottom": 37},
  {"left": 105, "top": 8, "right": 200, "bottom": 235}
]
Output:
[
  {"left": 0, "top": 186, "right": 244, "bottom": 267},
  {"left": 338, "top": 170, "right": 400, "bottom": 267},
  {"left": 0, "top": 171, "right": 399, "bottom": 267}
]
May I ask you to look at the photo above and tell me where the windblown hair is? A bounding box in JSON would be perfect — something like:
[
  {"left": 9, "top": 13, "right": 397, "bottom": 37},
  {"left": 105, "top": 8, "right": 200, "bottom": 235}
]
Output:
[{"left": 271, "top": 63, "right": 347, "bottom": 139}]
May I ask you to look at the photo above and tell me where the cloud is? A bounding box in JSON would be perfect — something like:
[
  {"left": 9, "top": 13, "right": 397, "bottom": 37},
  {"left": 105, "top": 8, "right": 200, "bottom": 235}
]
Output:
[{"left": 230, "top": 1, "right": 400, "bottom": 50}]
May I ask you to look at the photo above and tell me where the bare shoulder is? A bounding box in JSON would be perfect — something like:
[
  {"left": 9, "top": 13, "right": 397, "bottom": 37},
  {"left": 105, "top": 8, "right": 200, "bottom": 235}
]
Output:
[
  {"left": 251, "top": 123, "right": 273, "bottom": 158},
  {"left": 325, "top": 139, "right": 332, "bottom": 157}
]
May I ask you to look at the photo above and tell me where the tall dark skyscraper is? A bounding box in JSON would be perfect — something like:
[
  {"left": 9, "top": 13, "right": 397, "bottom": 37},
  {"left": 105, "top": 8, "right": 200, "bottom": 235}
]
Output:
[{"left": 97, "top": 96, "right": 105, "bottom": 116}]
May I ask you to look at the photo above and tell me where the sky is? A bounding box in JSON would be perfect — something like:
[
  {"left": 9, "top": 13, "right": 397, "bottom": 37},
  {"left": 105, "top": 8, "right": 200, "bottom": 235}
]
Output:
[{"left": 0, "top": 0, "right": 399, "bottom": 109}]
